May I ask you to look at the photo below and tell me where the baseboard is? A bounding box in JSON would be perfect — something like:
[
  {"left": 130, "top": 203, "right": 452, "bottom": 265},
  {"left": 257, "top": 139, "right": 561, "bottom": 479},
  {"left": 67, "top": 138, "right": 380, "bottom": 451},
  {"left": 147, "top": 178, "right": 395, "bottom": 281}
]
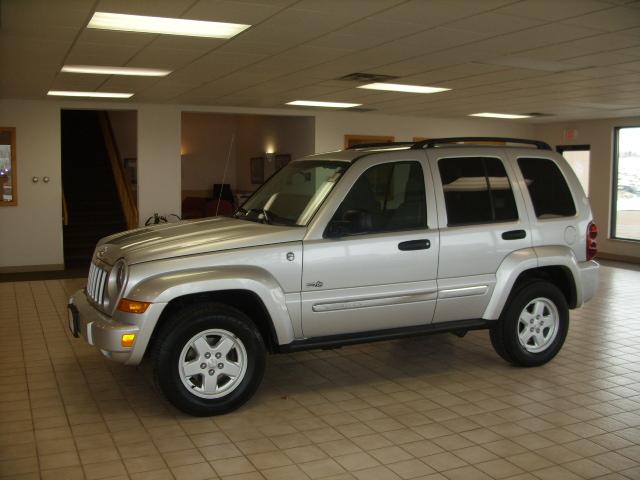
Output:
[
  {"left": 597, "top": 252, "right": 640, "bottom": 265},
  {"left": 0, "top": 263, "right": 65, "bottom": 273}
]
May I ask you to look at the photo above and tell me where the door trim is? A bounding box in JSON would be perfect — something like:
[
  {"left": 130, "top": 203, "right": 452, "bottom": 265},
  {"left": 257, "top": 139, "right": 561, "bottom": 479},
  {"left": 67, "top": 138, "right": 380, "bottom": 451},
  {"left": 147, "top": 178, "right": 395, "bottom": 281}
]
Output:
[{"left": 312, "top": 289, "right": 437, "bottom": 312}]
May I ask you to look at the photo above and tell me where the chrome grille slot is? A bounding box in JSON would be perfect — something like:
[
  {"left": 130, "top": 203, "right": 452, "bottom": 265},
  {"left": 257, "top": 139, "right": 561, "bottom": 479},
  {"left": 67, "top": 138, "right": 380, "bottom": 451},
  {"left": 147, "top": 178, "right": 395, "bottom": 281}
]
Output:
[{"left": 86, "top": 262, "right": 108, "bottom": 305}]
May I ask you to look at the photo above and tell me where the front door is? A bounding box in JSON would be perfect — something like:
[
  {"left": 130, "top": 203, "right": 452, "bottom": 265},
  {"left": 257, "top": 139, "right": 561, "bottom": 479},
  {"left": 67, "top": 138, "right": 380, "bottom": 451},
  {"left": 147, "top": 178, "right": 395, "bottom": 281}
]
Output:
[{"left": 301, "top": 154, "right": 439, "bottom": 338}]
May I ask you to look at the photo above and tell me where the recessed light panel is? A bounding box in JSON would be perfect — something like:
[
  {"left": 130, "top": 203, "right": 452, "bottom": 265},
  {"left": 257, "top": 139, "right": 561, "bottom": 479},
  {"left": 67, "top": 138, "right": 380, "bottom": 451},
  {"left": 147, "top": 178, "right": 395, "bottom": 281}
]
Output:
[
  {"left": 469, "top": 112, "right": 531, "bottom": 119},
  {"left": 286, "top": 100, "right": 362, "bottom": 108},
  {"left": 88, "top": 12, "right": 251, "bottom": 39},
  {"left": 358, "top": 83, "right": 450, "bottom": 94},
  {"left": 47, "top": 91, "right": 133, "bottom": 99},
  {"left": 61, "top": 65, "right": 171, "bottom": 76}
]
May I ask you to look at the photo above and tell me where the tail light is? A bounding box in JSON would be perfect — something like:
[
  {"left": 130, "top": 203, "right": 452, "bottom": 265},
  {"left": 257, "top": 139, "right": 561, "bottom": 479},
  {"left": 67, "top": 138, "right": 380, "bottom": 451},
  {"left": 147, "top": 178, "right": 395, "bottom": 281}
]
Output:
[{"left": 587, "top": 222, "right": 598, "bottom": 261}]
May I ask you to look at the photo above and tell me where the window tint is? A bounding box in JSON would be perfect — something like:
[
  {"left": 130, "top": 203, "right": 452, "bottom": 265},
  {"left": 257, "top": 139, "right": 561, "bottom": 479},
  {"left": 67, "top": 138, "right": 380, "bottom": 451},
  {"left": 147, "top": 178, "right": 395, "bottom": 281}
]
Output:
[
  {"left": 439, "top": 157, "right": 518, "bottom": 226},
  {"left": 328, "top": 161, "right": 427, "bottom": 236},
  {"left": 518, "top": 157, "right": 576, "bottom": 218}
]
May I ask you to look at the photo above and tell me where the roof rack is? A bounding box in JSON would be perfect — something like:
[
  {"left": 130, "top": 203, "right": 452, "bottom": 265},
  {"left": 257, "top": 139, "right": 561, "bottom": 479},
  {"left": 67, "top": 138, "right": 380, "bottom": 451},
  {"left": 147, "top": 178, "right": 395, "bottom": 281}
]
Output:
[
  {"left": 411, "top": 137, "right": 551, "bottom": 151},
  {"left": 346, "top": 141, "right": 414, "bottom": 150}
]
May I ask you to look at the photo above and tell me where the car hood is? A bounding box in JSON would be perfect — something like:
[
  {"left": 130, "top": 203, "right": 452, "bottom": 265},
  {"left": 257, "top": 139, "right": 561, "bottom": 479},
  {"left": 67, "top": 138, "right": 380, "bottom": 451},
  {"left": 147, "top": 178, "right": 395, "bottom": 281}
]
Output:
[{"left": 95, "top": 217, "right": 305, "bottom": 265}]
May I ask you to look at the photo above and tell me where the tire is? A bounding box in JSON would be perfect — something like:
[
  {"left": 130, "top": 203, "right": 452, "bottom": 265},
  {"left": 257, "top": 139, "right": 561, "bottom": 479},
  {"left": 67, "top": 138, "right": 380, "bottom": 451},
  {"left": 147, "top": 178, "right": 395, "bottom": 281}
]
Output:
[
  {"left": 152, "top": 302, "right": 266, "bottom": 416},
  {"left": 490, "top": 281, "right": 569, "bottom": 367}
]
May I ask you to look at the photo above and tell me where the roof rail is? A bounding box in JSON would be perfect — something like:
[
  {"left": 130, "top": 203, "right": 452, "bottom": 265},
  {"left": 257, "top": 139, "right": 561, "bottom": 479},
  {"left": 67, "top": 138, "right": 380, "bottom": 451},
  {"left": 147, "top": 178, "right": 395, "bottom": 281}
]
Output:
[
  {"left": 411, "top": 137, "right": 551, "bottom": 151},
  {"left": 346, "top": 141, "right": 414, "bottom": 150}
]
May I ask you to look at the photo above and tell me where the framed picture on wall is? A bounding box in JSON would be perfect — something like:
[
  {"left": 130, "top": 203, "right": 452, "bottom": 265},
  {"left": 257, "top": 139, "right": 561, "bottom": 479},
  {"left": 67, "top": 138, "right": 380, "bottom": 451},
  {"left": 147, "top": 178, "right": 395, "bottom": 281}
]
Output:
[
  {"left": 275, "top": 154, "right": 291, "bottom": 171},
  {"left": 250, "top": 156, "right": 265, "bottom": 184},
  {"left": 344, "top": 134, "right": 394, "bottom": 149}
]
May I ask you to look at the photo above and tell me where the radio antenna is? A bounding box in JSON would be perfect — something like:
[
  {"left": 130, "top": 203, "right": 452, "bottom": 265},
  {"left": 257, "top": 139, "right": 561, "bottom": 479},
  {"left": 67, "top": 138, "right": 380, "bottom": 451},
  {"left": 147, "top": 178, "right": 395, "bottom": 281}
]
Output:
[{"left": 216, "top": 132, "right": 235, "bottom": 216}]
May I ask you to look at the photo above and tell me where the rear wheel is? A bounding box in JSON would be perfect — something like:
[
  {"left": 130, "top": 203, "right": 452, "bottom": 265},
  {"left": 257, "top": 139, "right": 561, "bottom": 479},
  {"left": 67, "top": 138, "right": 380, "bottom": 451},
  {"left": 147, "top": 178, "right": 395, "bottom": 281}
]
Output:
[
  {"left": 153, "top": 302, "right": 266, "bottom": 416},
  {"left": 490, "top": 281, "right": 569, "bottom": 366}
]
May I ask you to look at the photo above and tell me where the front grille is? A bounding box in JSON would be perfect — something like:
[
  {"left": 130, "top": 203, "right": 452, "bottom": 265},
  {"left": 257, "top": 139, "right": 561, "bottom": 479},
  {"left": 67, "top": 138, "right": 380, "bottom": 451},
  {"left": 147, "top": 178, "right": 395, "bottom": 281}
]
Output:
[{"left": 87, "top": 262, "right": 108, "bottom": 305}]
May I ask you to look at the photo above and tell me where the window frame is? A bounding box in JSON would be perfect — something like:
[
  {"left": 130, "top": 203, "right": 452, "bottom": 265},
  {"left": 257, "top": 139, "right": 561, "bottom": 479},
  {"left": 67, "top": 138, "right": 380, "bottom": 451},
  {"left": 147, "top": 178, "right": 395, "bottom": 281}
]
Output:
[
  {"left": 323, "top": 160, "right": 428, "bottom": 238},
  {"left": 0, "top": 127, "right": 17, "bottom": 207},
  {"left": 437, "top": 155, "right": 520, "bottom": 227},
  {"left": 611, "top": 126, "right": 640, "bottom": 242}
]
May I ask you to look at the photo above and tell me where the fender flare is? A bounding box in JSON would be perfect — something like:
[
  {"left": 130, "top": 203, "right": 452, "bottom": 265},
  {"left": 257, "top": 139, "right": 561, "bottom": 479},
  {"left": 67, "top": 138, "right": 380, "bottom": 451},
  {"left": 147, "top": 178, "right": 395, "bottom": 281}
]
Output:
[
  {"left": 482, "top": 246, "right": 581, "bottom": 320},
  {"left": 128, "top": 265, "right": 295, "bottom": 346}
]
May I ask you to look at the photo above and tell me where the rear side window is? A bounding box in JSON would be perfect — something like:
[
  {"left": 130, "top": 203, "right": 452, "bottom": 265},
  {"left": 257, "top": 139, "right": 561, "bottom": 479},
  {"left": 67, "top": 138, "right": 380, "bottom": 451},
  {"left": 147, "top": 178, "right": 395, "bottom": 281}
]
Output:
[
  {"left": 439, "top": 157, "right": 518, "bottom": 226},
  {"left": 518, "top": 157, "right": 576, "bottom": 218}
]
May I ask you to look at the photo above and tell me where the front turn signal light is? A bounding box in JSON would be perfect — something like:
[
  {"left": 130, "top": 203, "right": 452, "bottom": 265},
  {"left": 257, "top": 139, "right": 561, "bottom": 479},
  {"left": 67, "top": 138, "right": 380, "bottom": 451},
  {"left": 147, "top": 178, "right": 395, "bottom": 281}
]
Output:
[
  {"left": 121, "top": 333, "right": 136, "bottom": 347},
  {"left": 117, "top": 298, "right": 151, "bottom": 314}
]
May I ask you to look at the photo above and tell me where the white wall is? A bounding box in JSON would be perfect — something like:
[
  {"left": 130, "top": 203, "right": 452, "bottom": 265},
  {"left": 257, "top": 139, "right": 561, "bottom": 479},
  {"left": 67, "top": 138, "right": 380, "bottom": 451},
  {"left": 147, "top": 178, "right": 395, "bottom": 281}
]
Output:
[
  {"left": 534, "top": 117, "right": 640, "bottom": 260},
  {"left": 0, "top": 98, "right": 535, "bottom": 271},
  {"left": 137, "top": 105, "right": 181, "bottom": 226},
  {"left": 0, "top": 100, "right": 63, "bottom": 270}
]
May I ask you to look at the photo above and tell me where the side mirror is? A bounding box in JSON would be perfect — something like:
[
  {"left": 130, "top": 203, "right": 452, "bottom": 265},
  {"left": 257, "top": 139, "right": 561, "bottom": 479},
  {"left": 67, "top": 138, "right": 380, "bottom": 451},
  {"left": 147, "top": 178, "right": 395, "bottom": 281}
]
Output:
[{"left": 325, "top": 210, "right": 372, "bottom": 238}]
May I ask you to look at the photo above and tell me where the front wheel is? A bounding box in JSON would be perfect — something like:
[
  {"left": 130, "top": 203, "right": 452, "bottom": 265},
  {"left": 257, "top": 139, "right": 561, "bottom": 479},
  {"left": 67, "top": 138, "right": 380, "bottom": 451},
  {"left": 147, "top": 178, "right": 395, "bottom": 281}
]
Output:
[
  {"left": 490, "top": 281, "right": 569, "bottom": 367},
  {"left": 152, "top": 302, "right": 266, "bottom": 416}
]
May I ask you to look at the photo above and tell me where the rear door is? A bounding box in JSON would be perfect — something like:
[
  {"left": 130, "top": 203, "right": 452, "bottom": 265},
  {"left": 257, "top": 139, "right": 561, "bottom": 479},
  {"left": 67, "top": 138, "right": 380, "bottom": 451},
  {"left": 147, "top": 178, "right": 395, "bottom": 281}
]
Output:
[{"left": 427, "top": 149, "right": 532, "bottom": 323}]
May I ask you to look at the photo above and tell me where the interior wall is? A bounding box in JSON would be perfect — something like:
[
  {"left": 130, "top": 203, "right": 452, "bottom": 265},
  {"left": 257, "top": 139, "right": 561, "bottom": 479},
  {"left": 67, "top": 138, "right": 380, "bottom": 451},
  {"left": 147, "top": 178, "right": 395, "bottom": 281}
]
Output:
[
  {"left": 534, "top": 117, "right": 640, "bottom": 260},
  {"left": 235, "top": 114, "right": 316, "bottom": 192},
  {"left": 0, "top": 98, "right": 536, "bottom": 271},
  {"left": 181, "top": 112, "right": 316, "bottom": 198},
  {"left": 181, "top": 112, "right": 238, "bottom": 198},
  {"left": 314, "top": 111, "right": 535, "bottom": 152},
  {"left": 0, "top": 99, "right": 62, "bottom": 270}
]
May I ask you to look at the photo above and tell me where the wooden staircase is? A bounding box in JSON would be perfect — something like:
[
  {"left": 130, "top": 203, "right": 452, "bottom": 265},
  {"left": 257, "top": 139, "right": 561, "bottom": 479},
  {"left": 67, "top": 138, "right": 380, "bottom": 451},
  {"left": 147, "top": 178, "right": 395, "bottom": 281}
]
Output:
[{"left": 61, "top": 110, "right": 137, "bottom": 268}]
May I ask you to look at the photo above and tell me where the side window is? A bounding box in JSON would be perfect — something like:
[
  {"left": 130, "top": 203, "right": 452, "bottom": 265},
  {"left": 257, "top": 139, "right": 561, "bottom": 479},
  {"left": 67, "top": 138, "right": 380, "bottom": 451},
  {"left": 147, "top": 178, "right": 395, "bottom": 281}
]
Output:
[
  {"left": 518, "top": 157, "right": 576, "bottom": 218},
  {"left": 328, "top": 161, "right": 427, "bottom": 236},
  {"left": 438, "top": 157, "right": 518, "bottom": 226}
]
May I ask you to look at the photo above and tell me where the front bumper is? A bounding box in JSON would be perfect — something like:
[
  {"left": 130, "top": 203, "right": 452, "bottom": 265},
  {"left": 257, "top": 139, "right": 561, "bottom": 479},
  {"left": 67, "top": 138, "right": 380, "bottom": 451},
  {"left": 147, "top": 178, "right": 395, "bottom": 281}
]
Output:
[
  {"left": 578, "top": 260, "right": 599, "bottom": 305},
  {"left": 68, "top": 290, "right": 140, "bottom": 363}
]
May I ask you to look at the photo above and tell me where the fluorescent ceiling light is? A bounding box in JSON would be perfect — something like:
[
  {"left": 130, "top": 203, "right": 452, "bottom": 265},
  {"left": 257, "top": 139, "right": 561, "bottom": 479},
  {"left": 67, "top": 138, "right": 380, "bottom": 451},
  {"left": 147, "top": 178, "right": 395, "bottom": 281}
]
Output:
[
  {"left": 358, "top": 83, "right": 450, "bottom": 94},
  {"left": 286, "top": 100, "right": 361, "bottom": 108},
  {"left": 470, "top": 112, "right": 531, "bottom": 119},
  {"left": 88, "top": 12, "right": 250, "bottom": 38},
  {"left": 47, "top": 90, "right": 133, "bottom": 99},
  {"left": 61, "top": 65, "right": 171, "bottom": 76}
]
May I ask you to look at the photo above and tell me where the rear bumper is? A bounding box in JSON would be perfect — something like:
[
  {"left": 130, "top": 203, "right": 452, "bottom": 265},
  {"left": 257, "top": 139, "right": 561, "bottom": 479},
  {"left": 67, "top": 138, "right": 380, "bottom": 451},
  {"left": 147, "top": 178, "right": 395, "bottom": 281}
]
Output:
[{"left": 578, "top": 260, "right": 599, "bottom": 305}]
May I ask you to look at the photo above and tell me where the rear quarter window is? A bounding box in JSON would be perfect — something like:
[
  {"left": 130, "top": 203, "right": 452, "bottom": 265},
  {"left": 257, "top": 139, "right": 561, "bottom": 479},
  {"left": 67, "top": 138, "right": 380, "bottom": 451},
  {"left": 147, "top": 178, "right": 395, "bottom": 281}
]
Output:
[{"left": 518, "top": 157, "right": 576, "bottom": 218}]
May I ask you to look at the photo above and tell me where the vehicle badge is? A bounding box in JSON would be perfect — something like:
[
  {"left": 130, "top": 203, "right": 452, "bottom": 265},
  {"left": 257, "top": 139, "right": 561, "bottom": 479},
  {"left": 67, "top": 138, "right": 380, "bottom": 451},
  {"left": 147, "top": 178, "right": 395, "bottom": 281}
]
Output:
[{"left": 97, "top": 246, "right": 108, "bottom": 258}]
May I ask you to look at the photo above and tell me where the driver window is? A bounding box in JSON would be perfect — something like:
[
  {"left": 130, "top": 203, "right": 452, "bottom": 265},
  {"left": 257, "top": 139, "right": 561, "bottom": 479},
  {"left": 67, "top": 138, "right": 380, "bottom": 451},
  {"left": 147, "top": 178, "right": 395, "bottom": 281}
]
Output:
[{"left": 328, "top": 161, "right": 427, "bottom": 236}]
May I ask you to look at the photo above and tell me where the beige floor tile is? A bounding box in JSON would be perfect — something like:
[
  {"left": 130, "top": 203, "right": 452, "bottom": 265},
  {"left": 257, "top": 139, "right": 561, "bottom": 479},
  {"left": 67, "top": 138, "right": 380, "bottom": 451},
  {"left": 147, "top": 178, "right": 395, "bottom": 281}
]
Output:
[{"left": 2, "top": 265, "right": 640, "bottom": 480}]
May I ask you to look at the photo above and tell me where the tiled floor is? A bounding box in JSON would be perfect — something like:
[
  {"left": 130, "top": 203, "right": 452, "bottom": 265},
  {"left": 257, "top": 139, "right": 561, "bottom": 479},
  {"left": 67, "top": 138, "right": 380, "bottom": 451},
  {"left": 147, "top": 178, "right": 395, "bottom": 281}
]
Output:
[{"left": 1, "top": 263, "right": 639, "bottom": 480}]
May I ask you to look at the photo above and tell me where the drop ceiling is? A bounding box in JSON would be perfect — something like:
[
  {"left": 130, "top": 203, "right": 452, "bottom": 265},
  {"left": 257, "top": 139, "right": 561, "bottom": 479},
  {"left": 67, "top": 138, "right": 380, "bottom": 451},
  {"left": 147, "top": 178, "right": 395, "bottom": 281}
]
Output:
[{"left": 2, "top": 0, "right": 640, "bottom": 122}]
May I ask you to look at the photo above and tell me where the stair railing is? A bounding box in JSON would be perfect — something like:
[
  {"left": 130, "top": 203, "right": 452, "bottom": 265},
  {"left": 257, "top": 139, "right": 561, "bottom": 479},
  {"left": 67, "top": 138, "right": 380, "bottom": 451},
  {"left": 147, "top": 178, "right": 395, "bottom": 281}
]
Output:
[
  {"left": 98, "top": 112, "right": 139, "bottom": 230},
  {"left": 62, "top": 187, "right": 69, "bottom": 226}
]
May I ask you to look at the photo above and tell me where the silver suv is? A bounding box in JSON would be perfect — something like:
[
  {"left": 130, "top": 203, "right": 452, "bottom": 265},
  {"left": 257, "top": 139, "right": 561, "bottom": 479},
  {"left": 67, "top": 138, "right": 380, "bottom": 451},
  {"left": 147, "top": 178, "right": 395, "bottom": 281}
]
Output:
[{"left": 68, "top": 137, "right": 599, "bottom": 416}]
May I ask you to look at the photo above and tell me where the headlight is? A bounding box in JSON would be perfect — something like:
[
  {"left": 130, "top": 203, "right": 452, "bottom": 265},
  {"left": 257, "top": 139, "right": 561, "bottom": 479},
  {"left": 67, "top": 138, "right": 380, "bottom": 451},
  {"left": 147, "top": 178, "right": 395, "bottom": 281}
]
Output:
[{"left": 105, "top": 259, "right": 128, "bottom": 309}]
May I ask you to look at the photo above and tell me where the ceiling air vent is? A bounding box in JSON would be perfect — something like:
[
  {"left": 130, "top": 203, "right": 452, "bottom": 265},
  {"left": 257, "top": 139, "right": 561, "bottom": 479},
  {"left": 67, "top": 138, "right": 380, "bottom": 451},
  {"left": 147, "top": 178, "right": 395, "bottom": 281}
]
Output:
[
  {"left": 522, "top": 112, "right": 555, "bottom": 117},
  {"left": 349, "top": 107, "right": 376, "bottom": 113},
  {"left": 336, "top": 72, "right": 399, "bottom": 83}
]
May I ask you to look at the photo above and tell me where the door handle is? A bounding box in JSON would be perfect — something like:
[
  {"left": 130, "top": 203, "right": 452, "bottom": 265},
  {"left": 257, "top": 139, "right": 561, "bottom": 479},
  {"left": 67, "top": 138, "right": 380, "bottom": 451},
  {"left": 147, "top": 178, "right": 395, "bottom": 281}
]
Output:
[
  {"left": 502, "top": 229, "right": 526, "bottom": 240},
  {"left": 398, "top": 239, "right": 431, "bottom": 251}
]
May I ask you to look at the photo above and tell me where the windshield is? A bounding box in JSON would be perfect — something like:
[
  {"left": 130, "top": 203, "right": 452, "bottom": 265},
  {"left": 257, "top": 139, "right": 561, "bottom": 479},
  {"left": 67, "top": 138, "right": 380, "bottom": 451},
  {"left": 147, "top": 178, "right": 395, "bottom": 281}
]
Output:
[{"left": 235, "top": 160, "right": 347, "bottom": 226}]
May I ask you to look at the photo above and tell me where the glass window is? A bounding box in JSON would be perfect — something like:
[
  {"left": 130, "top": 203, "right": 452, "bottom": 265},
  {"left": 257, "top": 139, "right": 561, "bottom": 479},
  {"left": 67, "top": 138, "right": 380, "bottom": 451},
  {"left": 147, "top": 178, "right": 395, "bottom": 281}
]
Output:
[
  {"left": 613, "top": 127, "right": 640, "bottom": 241},
  {"left": 439, "top": 157, "right": 518, "bottom": 226},
  {"left": 0, "top": 127, "right": 16, "bottom": 206},
  {"left": 558, "top": 146, "right": 590, "bottom": 196},
  {"left": 518, "top": 157, "right": 576, "bottom": 219},
  {"left": 237, "top": 160, "right": 346, "bottom": 226},
  {"left": 328, "top": 161, "right": 427, "bottom": 236}
]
